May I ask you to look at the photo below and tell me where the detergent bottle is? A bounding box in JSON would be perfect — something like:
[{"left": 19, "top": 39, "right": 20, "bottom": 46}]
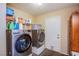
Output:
[
  {"left": 7, "top": 20, "right": 14, "bottom": 30},
  {"left": 14, "top": 18, "right": 19, "bottom": 30}
]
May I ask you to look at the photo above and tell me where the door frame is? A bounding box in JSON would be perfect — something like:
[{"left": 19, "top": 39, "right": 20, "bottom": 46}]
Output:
[{"left": 68, "top": 11, "right": 79, "bottom": 55}]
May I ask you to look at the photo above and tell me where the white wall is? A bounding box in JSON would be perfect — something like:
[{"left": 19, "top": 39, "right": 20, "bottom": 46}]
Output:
[{"left": 0, "top": 3, "right": 6, "bottom": 56}]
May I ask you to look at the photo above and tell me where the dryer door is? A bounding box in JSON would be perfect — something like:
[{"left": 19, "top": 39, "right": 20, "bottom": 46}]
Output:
[
  {"left": 15, "top": 34, "right": 31, "bottom": 53},
  {"left": 38, "top": 31, "right": 45, "bottom": 45}
]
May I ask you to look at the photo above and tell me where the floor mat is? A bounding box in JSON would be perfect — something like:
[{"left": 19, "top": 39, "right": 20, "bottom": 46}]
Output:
[{"left": 39, "top": 48, "right": 68, "bottom": 56}]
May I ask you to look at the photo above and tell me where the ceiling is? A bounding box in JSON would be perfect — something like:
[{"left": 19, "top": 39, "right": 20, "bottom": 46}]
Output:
[{"left": 8, "top": 3, "right": 79, "bottom": 16}]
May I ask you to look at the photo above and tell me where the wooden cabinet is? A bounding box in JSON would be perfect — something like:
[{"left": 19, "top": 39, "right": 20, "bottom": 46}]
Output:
[{"left": 70, "top": 12, "right": 79, "bottom": 52}]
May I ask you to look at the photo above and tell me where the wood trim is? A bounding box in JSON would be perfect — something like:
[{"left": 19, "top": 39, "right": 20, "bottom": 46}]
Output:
[
  {"left": 68, "top": 13, "right": 72, "bottom": 55},
  {"left": 6, "top": 30, "right": 12, "bottom": 56}
]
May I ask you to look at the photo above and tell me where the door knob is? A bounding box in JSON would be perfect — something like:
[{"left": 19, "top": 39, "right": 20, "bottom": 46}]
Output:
[
  {"left": 57, "top": 36, "right": 60, "bottom": 39},
  {"left": 57, "top": 34, "right": 60, "bottom": 36},
  {"left": 57, "top": 34, "right": 60, "bottom": 39}
]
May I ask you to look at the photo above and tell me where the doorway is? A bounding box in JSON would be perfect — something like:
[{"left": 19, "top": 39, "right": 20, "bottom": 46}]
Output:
[
  {"left": 45, "top": 16, "right": 61, "bottom": 53},
  {"left": 69, "top": 11, "right": 79, "bottom": 56}
]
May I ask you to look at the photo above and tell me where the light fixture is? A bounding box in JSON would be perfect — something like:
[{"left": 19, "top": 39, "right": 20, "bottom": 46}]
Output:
[
  {"left": 33, "top": 3, "right": 43, "bottom": 6},
  {"left": 37, "top": 3, "right": 42, "bottom": 6}
]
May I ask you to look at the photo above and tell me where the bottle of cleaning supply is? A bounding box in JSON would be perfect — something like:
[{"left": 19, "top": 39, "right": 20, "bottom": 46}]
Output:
[
  {"left": 7, "top": 20, "right": 14, "bottom": 30},
  {"left": 6, "top": 7, "right": 14, "bottom": 16},
  {"left": 14, "top": 20, "right": 19, "bottom": 30}
]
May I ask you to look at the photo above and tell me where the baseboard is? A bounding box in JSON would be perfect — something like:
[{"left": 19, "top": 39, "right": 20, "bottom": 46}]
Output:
[{"left": 59, "top": 52, "right": 69, "bottom": 56}]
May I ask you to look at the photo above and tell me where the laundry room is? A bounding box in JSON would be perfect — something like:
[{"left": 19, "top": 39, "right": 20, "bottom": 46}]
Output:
[{"left": 0, "top": 3, "right": 79, "bottom": 56}]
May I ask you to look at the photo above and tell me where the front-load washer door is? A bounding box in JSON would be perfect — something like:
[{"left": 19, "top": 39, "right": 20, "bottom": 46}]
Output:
[
  {"left": 38, "top": 31, "right": 45, "bottom": 46},
  {"left": 15, "top": 34, "right": 31, "bottom": 53}
]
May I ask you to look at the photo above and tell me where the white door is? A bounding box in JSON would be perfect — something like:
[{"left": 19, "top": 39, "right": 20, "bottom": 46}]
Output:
[{"left": 45, "top": 16, "right": 61, "bottom": 52}]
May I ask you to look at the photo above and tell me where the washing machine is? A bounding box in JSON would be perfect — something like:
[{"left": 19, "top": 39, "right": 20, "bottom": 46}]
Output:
[
  {"left": 32, "top": 29, "right": 45, "bottom": 55},
  {"left": 6, "top": 30, "right": 32, "bottom": 56}
]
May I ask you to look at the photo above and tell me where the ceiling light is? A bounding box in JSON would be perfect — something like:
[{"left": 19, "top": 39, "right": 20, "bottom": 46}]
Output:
[
  {"left": 33, "top": 3, "right": 43, "bottom": 6},
  {"left": 37, "top": 3, "right": 42, "bottom": 6}
]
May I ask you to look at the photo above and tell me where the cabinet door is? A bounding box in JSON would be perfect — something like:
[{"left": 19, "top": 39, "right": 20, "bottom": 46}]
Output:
[{"left": 71, "top": 13, "right": 79, "bottom": 52}]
